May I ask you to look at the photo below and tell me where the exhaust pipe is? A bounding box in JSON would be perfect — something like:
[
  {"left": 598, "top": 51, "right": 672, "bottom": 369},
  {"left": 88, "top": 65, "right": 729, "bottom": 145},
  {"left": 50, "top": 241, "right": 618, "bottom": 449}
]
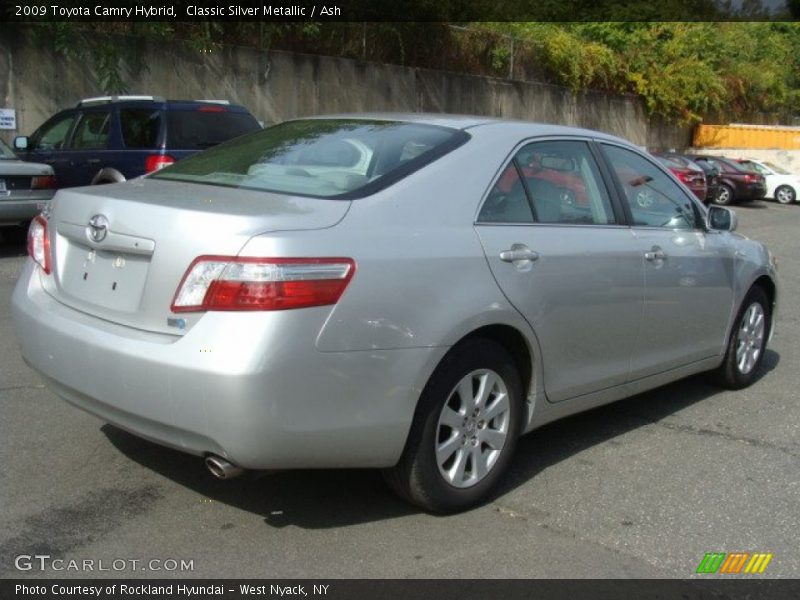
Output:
[{"left": 205, "top": 455, "right": 244, "bottom": 480}]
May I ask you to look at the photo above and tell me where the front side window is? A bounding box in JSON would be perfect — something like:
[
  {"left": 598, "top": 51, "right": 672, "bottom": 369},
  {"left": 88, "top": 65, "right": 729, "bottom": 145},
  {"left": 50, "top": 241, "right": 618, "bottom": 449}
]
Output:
[
  {"left": 479, "top": 140, "right": 617, "bottom": 225},
  {"left": 32, "top": 114, "right": 77, "bottom": 151},
  {"left": 71, "top": 111, "right": 111, "bottom": 150},
  {"left": 602, "top": 144, "right": 699, "bottom": 230},
  {"left": 0, "top": 138, "right": 16, "bottom": 159},
  {"left": 152, "top": 119, "right": 469, "bottom": 198}
]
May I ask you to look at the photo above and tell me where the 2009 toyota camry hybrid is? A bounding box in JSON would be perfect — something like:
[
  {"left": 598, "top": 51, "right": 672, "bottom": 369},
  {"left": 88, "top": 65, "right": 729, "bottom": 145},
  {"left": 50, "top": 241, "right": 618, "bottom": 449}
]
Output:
[{"left": 12, "top": 115, "right": 778, "bottom": 512}]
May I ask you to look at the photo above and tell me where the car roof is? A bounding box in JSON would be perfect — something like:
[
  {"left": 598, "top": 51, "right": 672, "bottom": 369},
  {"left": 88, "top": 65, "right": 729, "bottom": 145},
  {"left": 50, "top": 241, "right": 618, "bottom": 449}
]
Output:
[{"left": 302, "top": 113, "right": 631, "bottom": 142}]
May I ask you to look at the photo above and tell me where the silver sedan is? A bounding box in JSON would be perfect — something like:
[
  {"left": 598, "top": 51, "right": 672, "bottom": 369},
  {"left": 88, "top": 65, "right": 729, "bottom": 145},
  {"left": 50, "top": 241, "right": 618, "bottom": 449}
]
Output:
[
  {"left": 0, "top": 137, "right": 56, "bottom": 227},
  {"left": 12, "top": 115, "right": 778, "bottom": 512}
]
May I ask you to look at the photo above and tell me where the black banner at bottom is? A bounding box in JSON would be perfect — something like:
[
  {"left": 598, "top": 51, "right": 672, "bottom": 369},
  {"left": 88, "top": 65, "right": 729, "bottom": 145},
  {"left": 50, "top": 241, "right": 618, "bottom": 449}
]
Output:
[{"left": 4, "top": 579, "right": 800, "bottom": 600}]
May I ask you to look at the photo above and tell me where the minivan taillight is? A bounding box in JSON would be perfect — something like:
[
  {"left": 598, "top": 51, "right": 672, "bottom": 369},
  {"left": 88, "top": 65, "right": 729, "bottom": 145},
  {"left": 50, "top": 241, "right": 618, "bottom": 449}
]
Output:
[
  {"left": 171, "top": 257, "right": 356, "bottom": 312},
  {"left": 27, "top": 215, "right": 51, "bottom": 274},
  {"left": 145, "top": 154, "right": 176, "bottom": 173}
]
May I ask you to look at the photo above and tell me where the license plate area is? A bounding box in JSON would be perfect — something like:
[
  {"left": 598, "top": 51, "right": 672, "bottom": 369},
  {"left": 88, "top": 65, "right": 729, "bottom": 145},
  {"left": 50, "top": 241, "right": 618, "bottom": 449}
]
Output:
[{"left": 59, "top": 240, "right": 150, "bottom": 312}]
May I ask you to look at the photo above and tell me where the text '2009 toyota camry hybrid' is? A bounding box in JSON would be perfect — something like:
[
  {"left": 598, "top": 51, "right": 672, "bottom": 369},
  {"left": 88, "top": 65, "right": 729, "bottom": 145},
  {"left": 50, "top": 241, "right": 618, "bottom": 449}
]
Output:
[{"left": 12, "top": 115, "right": 778, "bottom": 512}]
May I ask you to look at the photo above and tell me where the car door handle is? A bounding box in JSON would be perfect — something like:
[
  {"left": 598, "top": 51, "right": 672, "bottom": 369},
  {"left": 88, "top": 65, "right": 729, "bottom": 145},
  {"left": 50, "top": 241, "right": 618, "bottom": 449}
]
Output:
[
  {"left": 86, "top": 159, "right": 101, "bottom": 165},
  {"left": 500, "top": 246, "right": 540, "bottom": 263},
  {"left": 644, "top": 249, "right": 666, "bottom": 261}
]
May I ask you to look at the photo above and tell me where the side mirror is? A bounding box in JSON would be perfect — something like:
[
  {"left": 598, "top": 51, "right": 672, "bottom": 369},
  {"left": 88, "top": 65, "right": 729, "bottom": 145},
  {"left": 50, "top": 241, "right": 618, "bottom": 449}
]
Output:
[
  {"left": 13, "top": 136, "right": 28, "bottom": 150},
  {"left": 707, "top": 205, "right": 737, "bottom": 232}
]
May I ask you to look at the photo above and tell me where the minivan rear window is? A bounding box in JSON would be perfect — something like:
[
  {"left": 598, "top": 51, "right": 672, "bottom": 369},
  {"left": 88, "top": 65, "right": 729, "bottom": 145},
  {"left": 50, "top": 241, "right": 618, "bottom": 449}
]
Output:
[
  {"left": 166, "top": 110, "right": 261, "bottom": 150},
  {"left": 151, "top": 119, "right": 470, "bottom": 198}
]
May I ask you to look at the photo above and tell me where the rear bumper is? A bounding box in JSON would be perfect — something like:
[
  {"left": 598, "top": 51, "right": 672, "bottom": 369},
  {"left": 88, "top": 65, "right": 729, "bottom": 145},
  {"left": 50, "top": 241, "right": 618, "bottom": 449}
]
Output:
[
  {"left": 738, "top": 182, "right": 767, "bottom": 201},
  {"left": 12, "top": 261, "right": 444, "bottom": 469},
  {"left": 0, "top": 193, "right": 53, "bottom": 224}
]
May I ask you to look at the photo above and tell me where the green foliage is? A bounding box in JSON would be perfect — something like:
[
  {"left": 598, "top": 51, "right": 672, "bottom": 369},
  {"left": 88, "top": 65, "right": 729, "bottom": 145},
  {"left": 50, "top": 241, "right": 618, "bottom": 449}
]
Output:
[
  {"left": 20, "top": 19, "right": 800, "bottom": 123},
  {"left": 483, "top": 22, "right": 800, "bottom": 122},
  {"left": 31, "top": 23, "right": 166, "bottom": 94}
]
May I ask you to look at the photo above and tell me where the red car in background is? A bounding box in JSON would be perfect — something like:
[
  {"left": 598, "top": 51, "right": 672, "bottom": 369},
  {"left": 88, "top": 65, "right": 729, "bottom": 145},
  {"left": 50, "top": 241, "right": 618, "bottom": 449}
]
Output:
[
  {"left": 653, "top": 154, "right": 707, "bottom": 201},
  {"left": 497, "top": 149, "right": 589, "bottom": 205}
]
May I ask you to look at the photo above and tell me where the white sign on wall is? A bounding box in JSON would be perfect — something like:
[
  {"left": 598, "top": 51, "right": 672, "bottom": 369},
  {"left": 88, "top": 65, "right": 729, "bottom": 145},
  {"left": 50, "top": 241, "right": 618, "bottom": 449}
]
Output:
[{"left": 0, "top": 109, "right": 17, "bottom": 130}]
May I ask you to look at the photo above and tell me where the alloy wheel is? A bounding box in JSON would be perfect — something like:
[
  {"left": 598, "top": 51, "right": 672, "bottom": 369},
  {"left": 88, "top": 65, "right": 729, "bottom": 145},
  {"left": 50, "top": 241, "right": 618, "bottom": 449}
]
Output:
[
  {"left": 435, "top": 369, "right": 511, "bottom": 488},
  {"left": 736, "top": 302, "right": 766, "bottom": 375}
]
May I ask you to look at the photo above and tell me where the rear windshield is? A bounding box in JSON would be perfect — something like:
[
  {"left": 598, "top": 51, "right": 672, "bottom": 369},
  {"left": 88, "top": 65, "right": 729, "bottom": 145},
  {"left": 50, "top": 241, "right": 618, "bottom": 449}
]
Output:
[
  {"left": 166, "top": 110, "right": 261, "bottom": 150},
  {"left": 655, "top": 156, "right": 683, "bottom": 169},
  {"left": 763, "top": 161, "right": 790, "bottom": 174},
  {"left": 151, "top": 119, "right": 469, "bottom": 198}
]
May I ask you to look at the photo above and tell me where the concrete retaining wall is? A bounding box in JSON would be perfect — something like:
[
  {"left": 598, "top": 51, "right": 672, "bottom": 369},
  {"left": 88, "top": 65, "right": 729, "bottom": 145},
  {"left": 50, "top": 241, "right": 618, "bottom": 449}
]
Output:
[{"left": 0, "top": 29, "right": 690, "bottom": 150}]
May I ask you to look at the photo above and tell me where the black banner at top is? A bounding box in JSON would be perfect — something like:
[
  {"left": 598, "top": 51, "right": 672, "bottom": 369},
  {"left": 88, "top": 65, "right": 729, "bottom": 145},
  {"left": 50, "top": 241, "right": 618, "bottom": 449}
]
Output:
[{"left": 2, "top": 0, "right": 798, "bottom": 22}]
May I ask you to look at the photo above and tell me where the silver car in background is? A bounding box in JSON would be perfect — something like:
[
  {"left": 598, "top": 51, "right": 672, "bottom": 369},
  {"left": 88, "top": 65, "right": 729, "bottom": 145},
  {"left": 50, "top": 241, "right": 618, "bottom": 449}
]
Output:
[
  {"left": 0, "top": 137, "right": 56, "bottom": 228},
  {"left": 12, "top": 115, "right": 778, "bottom": 512}
]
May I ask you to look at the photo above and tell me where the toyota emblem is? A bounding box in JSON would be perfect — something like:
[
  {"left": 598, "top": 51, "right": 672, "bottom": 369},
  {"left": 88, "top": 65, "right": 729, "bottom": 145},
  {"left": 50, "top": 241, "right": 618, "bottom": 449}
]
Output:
[{"left": 87, "top": 214, "right": 109, "bottom": 243}]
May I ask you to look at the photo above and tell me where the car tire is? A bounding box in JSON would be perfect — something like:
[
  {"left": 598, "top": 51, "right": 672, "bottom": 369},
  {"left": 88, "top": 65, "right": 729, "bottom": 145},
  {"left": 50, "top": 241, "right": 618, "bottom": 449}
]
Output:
[
  {"left": 714, "top": 183, "right": 735, "bottom": 205},
  {"left": 712, "top": 287, "right": 770, "bottom": 390},
  {"left": 774, "top": 184, "right": 796, "bottom": 205},
  {"left": 384, "top": 338, "right": 524, "bottom": 513}
]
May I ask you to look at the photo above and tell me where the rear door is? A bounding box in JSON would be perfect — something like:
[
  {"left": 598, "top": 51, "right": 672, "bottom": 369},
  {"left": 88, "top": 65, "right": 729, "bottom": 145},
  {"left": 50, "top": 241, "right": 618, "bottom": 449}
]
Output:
[
  {"left": 475, "top": 139, "right": 644, "bottom": 402},
  {"left": 60, "top": 108, "right": 113, "bottom": 187}
]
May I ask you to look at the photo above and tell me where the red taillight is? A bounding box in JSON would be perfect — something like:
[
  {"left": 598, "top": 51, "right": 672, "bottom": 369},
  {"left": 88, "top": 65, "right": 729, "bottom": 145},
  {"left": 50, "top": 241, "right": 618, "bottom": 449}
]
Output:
[
  {"left": 145, "top": 154, "right": 176, "bottom": 173},
  {"left": 171, "top": 257, "right": 356, "bottom": 312},
  {"left": 27, "top": 215, "right": 51, "bottom": 274},
  {"left": 197, "top": 105, "right": 226, "bottom": 112},
  {"left": 31, "top": 175, "right": 57, "bottom": 189},
  {"left": 675, "top": 170, "right": 690, "bottom": 184}
]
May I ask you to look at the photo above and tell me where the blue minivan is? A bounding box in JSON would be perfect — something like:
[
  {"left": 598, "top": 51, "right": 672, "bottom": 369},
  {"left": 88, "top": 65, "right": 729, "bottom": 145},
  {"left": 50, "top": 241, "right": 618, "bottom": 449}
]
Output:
[{"left": 13, "top": 96, "right": 262, "bottom": 188}]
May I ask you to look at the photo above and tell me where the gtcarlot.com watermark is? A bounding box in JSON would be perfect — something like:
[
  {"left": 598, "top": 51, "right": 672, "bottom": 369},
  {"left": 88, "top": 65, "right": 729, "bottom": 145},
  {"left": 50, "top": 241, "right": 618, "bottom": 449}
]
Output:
[{"left": 14, "top": 554, "right": 194, "bottom": 573}]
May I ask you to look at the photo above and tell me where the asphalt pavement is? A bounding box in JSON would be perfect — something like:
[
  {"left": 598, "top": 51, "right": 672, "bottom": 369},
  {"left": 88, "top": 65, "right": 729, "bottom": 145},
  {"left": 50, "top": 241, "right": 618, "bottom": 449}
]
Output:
[{"left": 0, "top": 202, "right": 798, "bottom": 579}]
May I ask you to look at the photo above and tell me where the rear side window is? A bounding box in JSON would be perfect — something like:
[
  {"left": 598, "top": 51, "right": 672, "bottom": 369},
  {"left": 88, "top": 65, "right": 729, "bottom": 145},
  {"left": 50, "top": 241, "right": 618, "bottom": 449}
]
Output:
[
  {"left": 152, "top": 119, "right": 469, "bottom": 198},
  {"left": 71, "top": 111, "right": 111, "bottom": 150},
  {"left": 479, "top": 140, "right": 616, "bottom": 225},
  {"left": 121, "top": 109, "right": 162, "bottom": 148},
  {"left": 166, "top": 110, "right": 260, "bottom": 150},
  {"left": 72, "top": 111, "right": 111, "bottom": 150}
]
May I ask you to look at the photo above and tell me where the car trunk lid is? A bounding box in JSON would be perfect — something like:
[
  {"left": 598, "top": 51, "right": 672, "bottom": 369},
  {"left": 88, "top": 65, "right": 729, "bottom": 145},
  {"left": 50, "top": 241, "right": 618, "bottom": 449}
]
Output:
[{"left": 41, "top": 178, "right": 350, "bottom": 335}]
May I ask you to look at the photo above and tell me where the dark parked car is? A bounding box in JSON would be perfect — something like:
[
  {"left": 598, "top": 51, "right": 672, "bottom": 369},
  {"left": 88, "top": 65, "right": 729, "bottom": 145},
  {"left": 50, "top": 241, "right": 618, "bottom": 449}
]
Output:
[
  {"left": 13, "top": 96, "right": 261, "bottom": 188},
  {"left": 653, "top": 154, "right": 707, "bottom": 201},
  {"left": 660, "top": 153, "right": 720, "bottom": 204},
  {"left": 685, "top": 155, "right": 766, "bottom": 205}
]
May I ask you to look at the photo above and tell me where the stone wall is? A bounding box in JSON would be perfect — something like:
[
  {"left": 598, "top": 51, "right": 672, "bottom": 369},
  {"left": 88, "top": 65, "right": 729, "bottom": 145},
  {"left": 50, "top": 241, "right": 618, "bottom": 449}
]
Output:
[{"left": 0, "top": 30, "right": 691, "bottom": 150}]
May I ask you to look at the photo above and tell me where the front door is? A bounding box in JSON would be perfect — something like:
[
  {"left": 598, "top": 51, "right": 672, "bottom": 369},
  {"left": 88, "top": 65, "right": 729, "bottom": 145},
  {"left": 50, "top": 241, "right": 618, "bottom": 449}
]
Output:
[{"left": 598, "top": 143, "right": 736, "bottom": 379}]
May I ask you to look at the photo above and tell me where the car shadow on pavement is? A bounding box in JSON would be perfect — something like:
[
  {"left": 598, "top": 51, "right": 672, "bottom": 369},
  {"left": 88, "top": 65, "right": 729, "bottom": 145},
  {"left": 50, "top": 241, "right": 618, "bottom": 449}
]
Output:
[
  {"left": 0, "top": 227, "right": 27, "bottom": 257},
  {"left": 102, "top": 425, "right": 417, "bottom": 528},
  {"left": 102, "top": 350, "right": 779, "bottom": 527},
  {"left": 734, "top": 201, "right": 770, "bottom": 210},
  {"left": 498, "top": 349, "right": 780, "bottom": 498}
]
